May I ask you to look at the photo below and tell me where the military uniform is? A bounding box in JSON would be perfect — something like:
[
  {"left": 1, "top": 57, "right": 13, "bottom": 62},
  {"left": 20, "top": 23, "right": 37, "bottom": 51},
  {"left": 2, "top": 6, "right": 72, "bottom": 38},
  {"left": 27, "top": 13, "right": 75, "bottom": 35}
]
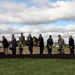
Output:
[
  {"left": 19, "top": 36, "right": 25, "bottom": 55},
  {"left": 58, "top": 38, "right": 65, "bottom": 54}
]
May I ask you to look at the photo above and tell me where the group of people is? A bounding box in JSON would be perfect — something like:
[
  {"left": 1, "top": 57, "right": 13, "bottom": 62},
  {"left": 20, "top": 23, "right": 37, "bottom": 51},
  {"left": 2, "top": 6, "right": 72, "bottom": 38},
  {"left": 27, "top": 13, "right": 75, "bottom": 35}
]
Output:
[
  {"left": 58, "top": 35, "right": 74, "bottom": 54},
  {"left": 2, "top": 34, "right": 17, "bottom": 55},
  {"left": 1, "top": 33, "right": 75, "bottom": 55}
]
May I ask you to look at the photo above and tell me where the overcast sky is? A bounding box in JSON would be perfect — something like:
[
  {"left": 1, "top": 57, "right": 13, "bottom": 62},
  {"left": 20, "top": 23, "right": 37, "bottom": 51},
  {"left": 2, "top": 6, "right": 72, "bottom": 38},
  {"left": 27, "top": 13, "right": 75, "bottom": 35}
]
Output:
[{"left": 0, "top": 0, "right": 75, "bottom": 44}]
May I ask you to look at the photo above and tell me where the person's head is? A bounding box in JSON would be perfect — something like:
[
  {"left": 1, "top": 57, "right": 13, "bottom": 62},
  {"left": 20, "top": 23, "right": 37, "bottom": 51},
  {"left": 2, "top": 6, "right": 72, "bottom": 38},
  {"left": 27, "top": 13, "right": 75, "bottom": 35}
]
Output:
[
  {"left": 49, "top": 35, "right": 52, "bottom": 38},
  {"left": 28, "top": 34, "right": 31, "bottom": 37},
  {"left": 2, "top": 36, "right": 5, "bottom": 40},
  {"left": 33, "top": 36, "right": 35, "bottom": 38},
  {"left": 39, "top": 34, "right": 42, "bottom": 37},
  {"left": 21, "top": 33, "right": 23, "bottom": 36},
  {"left": 69, "top": 35, "right": 72, "bottom": 39},
  {"left": 58, "top": 35, "right": 61, "bottom": 39},
  {"left": 12, "top": 34, "right": 14, "bottom": 38}
]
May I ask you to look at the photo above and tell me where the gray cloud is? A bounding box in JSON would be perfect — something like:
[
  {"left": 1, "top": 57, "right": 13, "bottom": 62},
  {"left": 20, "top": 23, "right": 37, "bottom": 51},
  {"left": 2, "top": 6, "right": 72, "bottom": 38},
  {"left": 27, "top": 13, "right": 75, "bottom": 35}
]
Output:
[
  {"left": 0, "top": 0, "right": 75, "bottom": 24},
  {"left": 0, "top": 24, "right": 75, "bottom": 44},
  {"left": 0, "top": 0, "right": 75, "bottom": 44}
]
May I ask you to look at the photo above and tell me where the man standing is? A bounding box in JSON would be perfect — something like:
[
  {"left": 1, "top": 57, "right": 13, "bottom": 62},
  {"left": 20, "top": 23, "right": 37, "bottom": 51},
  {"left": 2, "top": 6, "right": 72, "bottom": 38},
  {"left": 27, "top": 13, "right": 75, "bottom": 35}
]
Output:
[
  {"left": 2, "top": 36, "right": 9, "bottom": 54},
  {"left": 47, "top": 35, "right": 53, "bottom": 54},
  {"left": 27, "top": 34, "right": 33, "bottom": 54},
  {"left": 58, "top": 35, "right": 65, "bottom": 54},
  {"left": 38, "top": 34, "right": 44, "bottom": 54},
  {"left": 19, "top": 33, "right": 25, "bottom": 55},
  {"left": 69, "top": 35, "right": 74, "bottom": 54},
  {"left": 11, "top": 34, "right": 17, "bottom": 55}
]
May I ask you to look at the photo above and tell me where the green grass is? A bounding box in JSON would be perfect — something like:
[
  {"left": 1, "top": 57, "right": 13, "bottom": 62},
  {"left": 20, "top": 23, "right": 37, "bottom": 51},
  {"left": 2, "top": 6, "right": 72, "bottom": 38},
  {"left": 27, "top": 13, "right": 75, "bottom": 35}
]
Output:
[{"left": 0, "top": 59, "right": 75, "bottom": 75}]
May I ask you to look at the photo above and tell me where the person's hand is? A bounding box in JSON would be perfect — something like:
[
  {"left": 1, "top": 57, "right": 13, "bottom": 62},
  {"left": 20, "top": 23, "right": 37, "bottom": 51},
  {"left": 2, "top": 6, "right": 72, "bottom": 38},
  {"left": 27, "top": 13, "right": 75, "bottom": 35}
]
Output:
[
  {"left": 49, "top": 46, "right": 52, "bottom": 49},
  {"left": 70, "top": 46, "right": 72, "bottom": 49}
]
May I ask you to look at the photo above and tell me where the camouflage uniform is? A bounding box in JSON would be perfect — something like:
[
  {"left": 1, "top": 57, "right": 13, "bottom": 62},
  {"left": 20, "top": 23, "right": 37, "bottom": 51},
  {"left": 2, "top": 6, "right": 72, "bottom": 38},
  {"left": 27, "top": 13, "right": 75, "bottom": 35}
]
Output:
[
  {"left": 19, "top": 35, "right": 25, "bottom": 55},
  {"left": 58, "top": 38, "right": 65, "bottom": 54}
]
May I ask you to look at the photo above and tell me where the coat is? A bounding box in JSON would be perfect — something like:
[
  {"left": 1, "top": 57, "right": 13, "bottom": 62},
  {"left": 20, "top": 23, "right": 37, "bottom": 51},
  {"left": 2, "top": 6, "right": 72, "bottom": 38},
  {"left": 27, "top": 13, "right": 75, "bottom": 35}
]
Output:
[
  {"left": 11, "top": 38, "right": 17, "bottom": 48},
  {"left": 69, "top": 38, "right": 74, "bottom": 49},
  {"left": 27, "top": 37, "right": 33, "bottom": 47},
  {"left": 2, "top": 38, "right": 9, "bottom": 48},
  {"left": 38, "top": 37, "right": 44, "bottom": 47},
  {"left": 47, "top": 38, "right": 53, "bottom": 48}
]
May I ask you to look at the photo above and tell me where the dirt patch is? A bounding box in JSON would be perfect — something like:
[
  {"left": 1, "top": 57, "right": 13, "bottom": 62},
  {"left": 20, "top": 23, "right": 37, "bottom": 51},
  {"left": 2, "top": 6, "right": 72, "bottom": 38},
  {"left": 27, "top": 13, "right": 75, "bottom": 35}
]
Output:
[{"left": 0, "top": 46, "right": 72, "bottom": 54}]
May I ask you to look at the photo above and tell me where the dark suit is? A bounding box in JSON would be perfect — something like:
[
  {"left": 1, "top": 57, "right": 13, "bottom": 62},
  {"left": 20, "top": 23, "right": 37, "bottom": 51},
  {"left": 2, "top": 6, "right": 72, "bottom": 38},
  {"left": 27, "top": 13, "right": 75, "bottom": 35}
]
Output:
[
  {"left": 38, "top": 37, "right": 44, "bottom": 54},
  {"left": 2, "top": 38, "right": 9, "bottom": 54},
  {"left": 69, "top": 38, "right": 74, "bottom": 54},
  {"left": 2, "top": 38, "right": 9, "bottom": 48},
  {"left": 47, "top": 38, "right": 53, "bottom": 54},
  {"left": 11, "top": 38, "right": 17, "bottom": 55},
  {"left": 27, "top": 37, "right": 33, "bottom": 54}
]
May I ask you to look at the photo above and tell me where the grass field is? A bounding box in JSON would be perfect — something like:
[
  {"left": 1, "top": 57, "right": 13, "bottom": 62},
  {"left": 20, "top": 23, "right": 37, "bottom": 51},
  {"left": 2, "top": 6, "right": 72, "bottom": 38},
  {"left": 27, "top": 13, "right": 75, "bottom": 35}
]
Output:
[{"left": 0, "top": 59, "right": 75, "bottom": 75}]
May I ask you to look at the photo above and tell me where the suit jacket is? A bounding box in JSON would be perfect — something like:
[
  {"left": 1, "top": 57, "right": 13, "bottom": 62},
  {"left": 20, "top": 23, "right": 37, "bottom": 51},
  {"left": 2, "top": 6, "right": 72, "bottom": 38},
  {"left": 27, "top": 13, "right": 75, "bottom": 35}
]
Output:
[
  {"left": 69, "top": 38, "right": 74, "bottom": 49},
  {"left": 38, "top": 37, "right": 44, "bottom": 47},
  {"left": 27, "top": 37, "right": 33, "bottom": 47},
  {"left": 47, "top": 38, "right": 53, "bottom": 48},
  {"left": 2, "top": 38, "right": 9, "bottom": 48},
  {"left": 11, "top": 38, "right": 17, "bottom": 48}
]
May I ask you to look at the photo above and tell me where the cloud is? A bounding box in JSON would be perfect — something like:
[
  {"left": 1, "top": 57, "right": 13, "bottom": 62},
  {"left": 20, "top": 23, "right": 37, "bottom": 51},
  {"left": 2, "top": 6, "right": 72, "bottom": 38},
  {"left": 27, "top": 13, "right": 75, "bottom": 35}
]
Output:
[
  {"left": 0, "top": 24, "right": 75, "bottom": 44},
  {"left": 0, "top": 0, "right": 75, "bottom": 44},
  {"left": 0, "top": 0, "right": 75, "bottom": 24}
]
